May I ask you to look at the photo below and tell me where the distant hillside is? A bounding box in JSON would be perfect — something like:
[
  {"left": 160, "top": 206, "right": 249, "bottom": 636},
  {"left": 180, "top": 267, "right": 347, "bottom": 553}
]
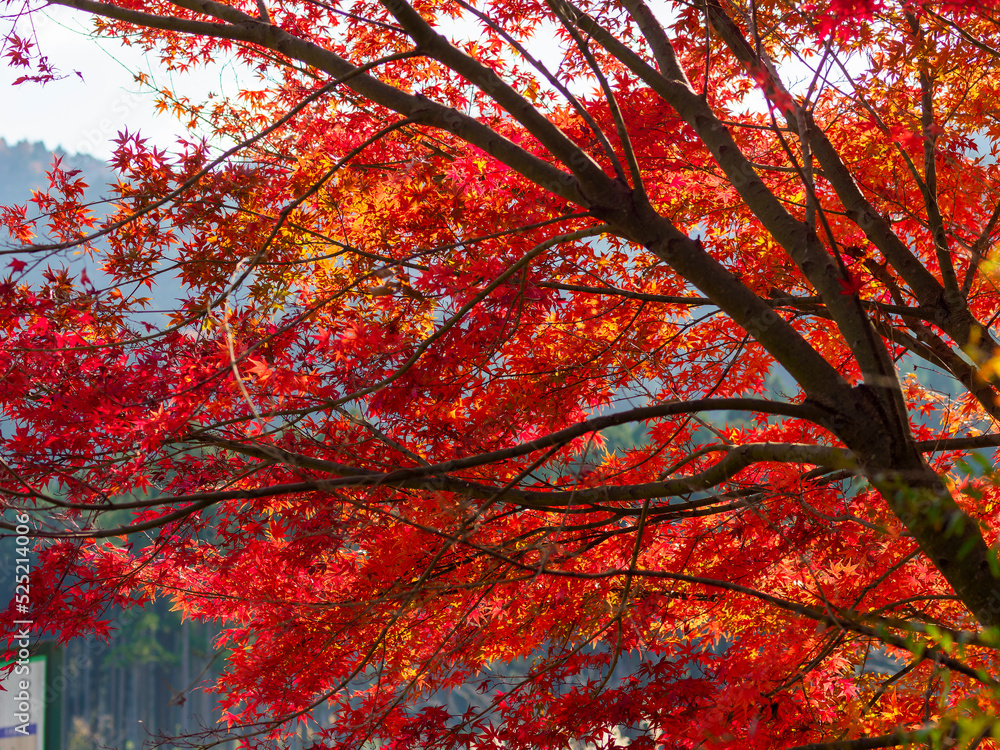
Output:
[
  {"left": 0, "top": 138, "right": 113, "bottom": 207},
  {"left": 0, "top": 141, "right": 224, "bottom": 750}
]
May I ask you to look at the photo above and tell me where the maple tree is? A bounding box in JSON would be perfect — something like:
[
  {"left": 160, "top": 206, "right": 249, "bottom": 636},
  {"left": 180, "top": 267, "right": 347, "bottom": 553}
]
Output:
[{"left": 8, "top": 0, "right": 1000, "bottom": 747}]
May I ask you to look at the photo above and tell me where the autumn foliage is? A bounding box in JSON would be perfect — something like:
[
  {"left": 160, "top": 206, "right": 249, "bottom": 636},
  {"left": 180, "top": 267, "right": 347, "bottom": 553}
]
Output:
[{"left": 6, "top": 0, "right": 1000, "bottom": 747}]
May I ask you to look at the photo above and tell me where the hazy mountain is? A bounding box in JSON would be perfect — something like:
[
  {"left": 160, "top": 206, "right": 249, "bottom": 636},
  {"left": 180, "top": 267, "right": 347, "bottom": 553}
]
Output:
[
  {"left": 0, "top": 140, "right": 224, "bottom": 750},
  {"left": 0, "top": 139, "right": 114, "bottom": 208}
]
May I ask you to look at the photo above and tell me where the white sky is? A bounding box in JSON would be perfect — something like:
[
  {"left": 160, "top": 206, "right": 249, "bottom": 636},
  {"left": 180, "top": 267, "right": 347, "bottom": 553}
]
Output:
[{"left": 0, "top": 5, "right": 225, "bottom": 158}]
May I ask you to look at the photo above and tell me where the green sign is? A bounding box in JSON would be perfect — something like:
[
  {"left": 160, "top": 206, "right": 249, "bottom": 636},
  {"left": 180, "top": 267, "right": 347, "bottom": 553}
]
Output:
[{"left": 2, "top": 644, "right": 62, "bottom": 750}]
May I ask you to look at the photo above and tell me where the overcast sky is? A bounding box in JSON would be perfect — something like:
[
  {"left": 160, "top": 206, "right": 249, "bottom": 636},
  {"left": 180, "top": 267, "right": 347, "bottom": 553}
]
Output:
[{"left": 1, "top": 6, "right": 227, "bottom": 159}]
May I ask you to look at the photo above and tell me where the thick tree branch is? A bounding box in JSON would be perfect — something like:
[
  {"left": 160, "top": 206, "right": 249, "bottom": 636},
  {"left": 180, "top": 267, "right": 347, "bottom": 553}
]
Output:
[
  {"left": 375, "top": 0, "right": 620, "bottom": 200},
  {"left": 193, "top": 437, "right": 856, "bottom": 510},
  {"left": 52, "top": 0, "right": 593, "bottom": 205},
  {"left": 564, "top": 0, "right": 891, "bottom": 400},
  {"left": 566, "top": 0, "right": 1000, "bottom": 628},
  {"left": 704, "top": 0, "right": 994, "bottom": 359},
  {"left": 782, "top": 728, "right": 936, "bottom": 750}
]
